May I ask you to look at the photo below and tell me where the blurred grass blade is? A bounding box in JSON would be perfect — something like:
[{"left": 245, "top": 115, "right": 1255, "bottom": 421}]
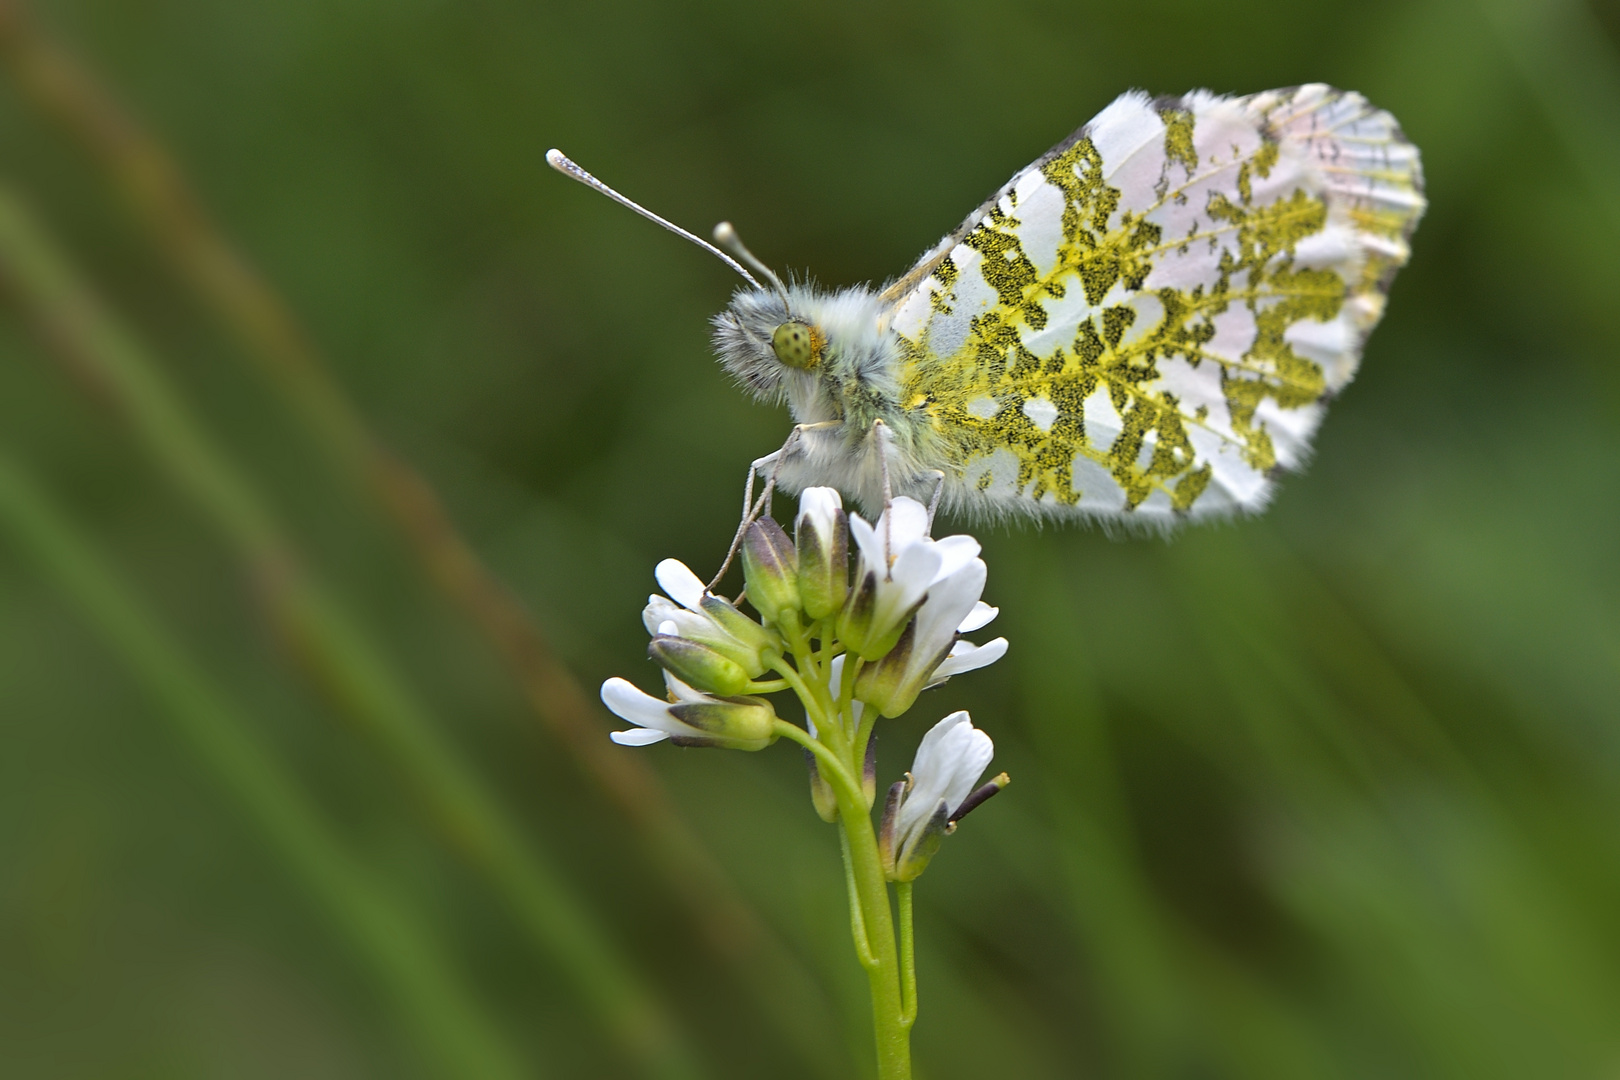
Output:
[
  {"left": 0, "top": 448, "right": 530, "bottom": 1080},
  {"left": 0, "top": 181, "right": 703, "bottom": 1080},
  {"left": 0, "top": 8, "right": 842, "bottom": 1069}
]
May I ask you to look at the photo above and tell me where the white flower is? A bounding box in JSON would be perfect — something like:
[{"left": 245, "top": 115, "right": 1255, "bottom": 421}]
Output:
[
  {"left": 879, "top": 711, "right": 1003, "bottom": 881},
  {"left": 602, "top": 672, "right": 776, "bottom": 751},
  {"left": 848, "top": 506, "right": 1008, "bottom": 717},
  {"left": 641, "top": 558, "right": 779, "bottom": 679},
  {"left": 838, "top": 497, "right": 985, "bottom": 662}
]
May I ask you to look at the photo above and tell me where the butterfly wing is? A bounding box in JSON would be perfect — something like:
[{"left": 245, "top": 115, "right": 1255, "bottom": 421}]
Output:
[{"left": 884, "top": 84, "right": 1424, "bottom": 523}]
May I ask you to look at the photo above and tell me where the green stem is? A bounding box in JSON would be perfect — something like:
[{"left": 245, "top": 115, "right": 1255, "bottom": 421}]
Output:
[
  {"left": 897, "top": 882, "right": 917, "bottom": 1030},
  {"left": 839, "top": 830, "right": 878, "bottom": 968},
  {"left": 854, "top": 695, "right": 880, "bottom": 785},
  {"left": 774, "top": 719, "right": 912, "bottom": 1079},
  {"left": 840, "top": 652, "right": 862, "bottom": 742}
]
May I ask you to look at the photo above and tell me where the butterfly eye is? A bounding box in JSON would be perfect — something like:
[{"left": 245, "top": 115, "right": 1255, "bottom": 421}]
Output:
[{"left": 771, "top": 321, "right": 822, "bottom": 370}]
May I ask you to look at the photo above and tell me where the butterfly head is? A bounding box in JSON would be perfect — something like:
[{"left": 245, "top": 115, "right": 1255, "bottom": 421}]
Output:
[
  {"left": 712, "top": 286, "right": 817, "bottom": 402},
  {"left": 713, "top": 282, "right": 893, "bottom": 414}
]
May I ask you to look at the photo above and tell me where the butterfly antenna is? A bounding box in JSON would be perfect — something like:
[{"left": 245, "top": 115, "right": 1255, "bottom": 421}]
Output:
[
  {"left": 546, "top": 149, "right": 763, "bottom": 290},
  {"left": 713, "top": 222, "right": 790, "bottom": 305}
]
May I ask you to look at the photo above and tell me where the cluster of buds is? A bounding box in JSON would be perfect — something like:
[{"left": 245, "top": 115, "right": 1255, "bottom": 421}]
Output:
[{"left": 601, "top": 487, "right": 1009, "bottom": 880}]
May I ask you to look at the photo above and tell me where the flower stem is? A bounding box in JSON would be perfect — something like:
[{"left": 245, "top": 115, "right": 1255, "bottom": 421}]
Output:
[
  {"left": 897, "top": 882, "right": 917, "bottom": 1030},
  {"left": 840, "top": 652, "right": 862, "bottom": 740},
  {"left": 772, "top": 719, "right": 912, "bottom": 1079},
  {"left": 839, "top": 830, "right": 878, "bottom": 968}
]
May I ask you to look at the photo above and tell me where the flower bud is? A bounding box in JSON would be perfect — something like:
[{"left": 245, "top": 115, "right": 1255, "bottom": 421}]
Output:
[
  {"left": 795, "top": 488, "right": 848, "bottom": 620},
  {"left": 643, "top": 559, "right": 782, "bottom": 677},
  {"left": 877, "top": 780, "right": 903, "bottom": 873},
  {"left": 805, "top": 750, "right": 839, "bottom": 822},
  {"left": 741, "top": 518, "right": 801, "bottom": 629},
  {"left": 649, "top": 635, "right": 752, "bottom": 696},
  {"left": 602, "top": 675, "right": 776, "bottom": 751},
  {"left": 667, "top": 695, "right": 778, "bottom": 751},
  {"left": 880, "top": 787, "right": 949, "bottom": 882},
  {"left": 697, "top": 594, "right": 780, "bottom": 675},
  {"left": 854, "top": 621, "right": 927, "bottom": 718}
]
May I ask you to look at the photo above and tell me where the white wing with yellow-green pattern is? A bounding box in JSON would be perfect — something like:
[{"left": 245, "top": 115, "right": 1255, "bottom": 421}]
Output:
[{"left": 883, "top": 84, "right": 1424, "bottom": 523}]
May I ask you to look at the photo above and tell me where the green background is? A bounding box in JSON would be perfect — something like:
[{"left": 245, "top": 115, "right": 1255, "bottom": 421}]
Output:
[{"left": 2, "top": 0, "right": 1617, "bottom": 1076}]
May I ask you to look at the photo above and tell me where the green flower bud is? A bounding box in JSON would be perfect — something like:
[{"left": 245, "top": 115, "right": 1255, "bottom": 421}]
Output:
[
  {"left": 741, "top": 518, "right": 801, "bottom": 629},
  {"left": 649, "top": 636, "right": 752, "bottom": 697},
  {"left": 647, "top": 559, "right": 782, "bottom": 677},
  {"left": 853, "top": 621, "right": 926, "bottom": 718},
  {"left": 667, "top": 694, "right": 778, "bottom": 752},
  {"left": 883, "top": 794, "right": 948, "bottom": 883},
  {"left": 805, "top": 750, "right": 839, "bottom": 823},
  {"left": 795, "top": 488, "right": 848, "bottom": 620},
  {"left": 603, "top": 676, "right": 776, "bottom": 751},
  {"left": 838, "top": 565, "right": 926, "bottom": 661},
  {"left": 697, "top": 594, "right": 781, "bottom": 676}
]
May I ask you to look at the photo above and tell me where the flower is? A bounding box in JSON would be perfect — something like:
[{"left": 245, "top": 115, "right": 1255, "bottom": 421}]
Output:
[
  {"left": 794, "top": 488, "right": 848, "bottom": 620},
  {"left": 855, "top": 556, "right": 1008, "bottom": 718},
  {"left": 602, "top": 671, "right": 777, "bottom": 751},
  {"left": 878, "top": 712, "right": 1007, "bottom": 881},
  {"left": 642, "top": 558, "right": 780, "bottom": 684},
  {"left": 740, "top": 518, "right": 801, "bottom": 629},
  {"left": 838, "top": 497, "right": 983, "bottom": 662}
]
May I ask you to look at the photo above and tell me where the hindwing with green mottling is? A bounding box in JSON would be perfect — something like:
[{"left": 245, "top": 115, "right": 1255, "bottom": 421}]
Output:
[{"left": 884, "top": 84, "right": 1424, "bottom": 523}]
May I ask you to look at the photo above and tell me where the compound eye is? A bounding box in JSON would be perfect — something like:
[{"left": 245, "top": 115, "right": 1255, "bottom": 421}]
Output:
[{"left": 771, "top": 321, "right": 821, "bottom": 370}]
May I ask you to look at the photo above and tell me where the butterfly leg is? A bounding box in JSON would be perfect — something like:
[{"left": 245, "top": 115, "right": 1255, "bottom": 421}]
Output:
[
  {"left": 706, "top": 422, "right": 837, "bottom": 594},
  {"left": 871, "top": 420, "right": 896, "bottom": 568},
  {"left": 923, "top": 470, "right": 945, "bottom": 529}
]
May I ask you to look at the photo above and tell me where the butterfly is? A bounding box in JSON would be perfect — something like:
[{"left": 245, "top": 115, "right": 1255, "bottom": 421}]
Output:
[{"left": 549, "top": 84, "right": 1424, "bottom": 527}]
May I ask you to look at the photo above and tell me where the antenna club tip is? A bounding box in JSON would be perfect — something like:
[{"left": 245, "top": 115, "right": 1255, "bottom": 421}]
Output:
[
  {"left": 545, "top": 148, "right": 570, "bottom": 171},
  {"left": 713, "top": 221, "right": 737, "bottom": 244}
]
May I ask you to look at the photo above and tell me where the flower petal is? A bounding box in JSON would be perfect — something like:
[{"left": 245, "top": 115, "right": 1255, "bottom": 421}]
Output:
[
  {"left": 958, "top": 602, "right": 998, "bottom": 634},
  {"left": 610, "top": 728, "right": 670, "bottom": 746},
  {"left": 798, "top": 487, "right": 843, "bottom": 520},
  {"left": 654, "top": 558, "right": 707, "bottom": 610},
  {"left": 939, "top": 724, "right": 994, "bottom": 814},
  {"left": 881, "top": 542, "right": 940, "bottom": 617},
  {"left": 601, "top": 676, "right": 686, "bottom": 736},
  {"left": 932, "top": 637, "right": 1008, "bottom": 680},
  {"left": 908, "top": 559, "right": 986, "bottom": 657},
  {"left": 930, "top": 535, "right": 982, "bottom": 584},
  {"left": 899, "top": 711, "right": 974, "bottom": 839},
  {"left": 879, "top": 497, "right": 931, "bottom": 551},
  {"left": 642, "top": 594, "right": 682, "bottom": 636},
  {"left": 662, "top": 671, "right": 713, "bottom": 704},
  {"left": 847, "top": 512, "right": 883, "bottom": 573},
  {"left": 913, "top": 710, "right": 971, "bottom": 767}
]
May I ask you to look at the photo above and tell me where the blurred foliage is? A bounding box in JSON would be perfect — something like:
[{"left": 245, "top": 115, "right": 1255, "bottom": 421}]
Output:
[{"left": 1, "top": 0, "right": 1618, "bottom": 1076}]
